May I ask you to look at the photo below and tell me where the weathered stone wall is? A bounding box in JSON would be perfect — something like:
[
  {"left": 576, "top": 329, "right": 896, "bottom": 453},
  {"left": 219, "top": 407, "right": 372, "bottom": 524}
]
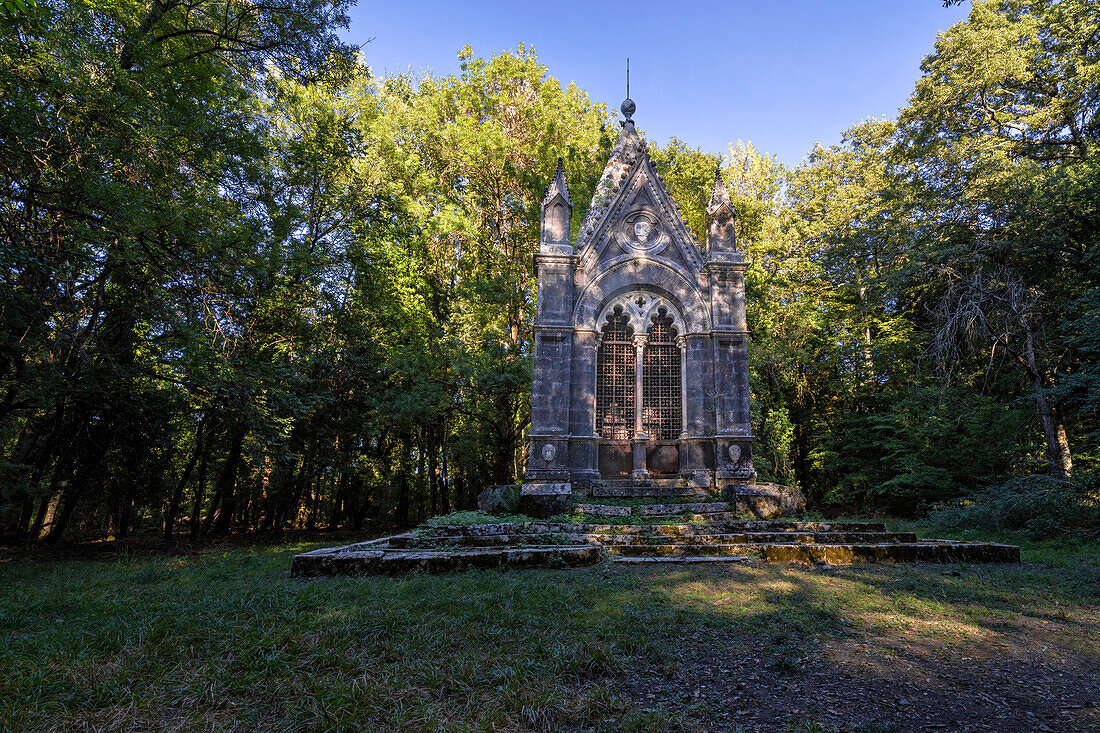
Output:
[{"left": 525, "top": 112, "right": 756, "bottom": 504}]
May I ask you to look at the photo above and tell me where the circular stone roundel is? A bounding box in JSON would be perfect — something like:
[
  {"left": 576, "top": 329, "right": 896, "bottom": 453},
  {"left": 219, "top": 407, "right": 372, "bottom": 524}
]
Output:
[{"left": 617, "top": 210, "right": 669, "bottom": 256}]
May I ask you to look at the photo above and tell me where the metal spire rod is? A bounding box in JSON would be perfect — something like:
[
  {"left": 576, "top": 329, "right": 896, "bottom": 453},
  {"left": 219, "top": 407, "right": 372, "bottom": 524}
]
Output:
[{"left": 626, "top": 58, "right": 630, "bottom": 99}]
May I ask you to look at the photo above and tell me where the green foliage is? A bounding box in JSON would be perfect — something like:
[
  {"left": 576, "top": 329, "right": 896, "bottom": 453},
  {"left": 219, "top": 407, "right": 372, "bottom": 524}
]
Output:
[
  {"left": 926, "top": 472, "right": 1100, "bottom": 538},
  {"left": 2, "top": 0, "right": 1098, "bottom": 540},
  {"left": 747, "top": 0, "right": 1100, "bottom": 516}
]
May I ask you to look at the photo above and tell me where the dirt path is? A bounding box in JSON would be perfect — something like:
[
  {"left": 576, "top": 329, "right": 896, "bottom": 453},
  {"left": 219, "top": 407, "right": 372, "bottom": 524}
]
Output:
[{"left": 616, "top": 564, "right": 1099, "bottom": 732}]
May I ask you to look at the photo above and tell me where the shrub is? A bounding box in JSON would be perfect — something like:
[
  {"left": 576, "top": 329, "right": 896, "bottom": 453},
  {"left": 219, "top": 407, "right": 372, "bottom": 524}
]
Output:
[{"left": 926, "top": 472, "right": 1100, "bottom": 538}]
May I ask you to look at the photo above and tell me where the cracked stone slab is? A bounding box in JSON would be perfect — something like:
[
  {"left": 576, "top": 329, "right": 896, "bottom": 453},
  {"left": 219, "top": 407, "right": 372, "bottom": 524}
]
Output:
[
  {"left": 292, "top": 544, "right": 600, "bottom": 576},
  {"left": 574, "top": 503, "right": 633, "bottom": 516},
  {"left": 613, "top": 556, "right": 755, "bottom": 564}
]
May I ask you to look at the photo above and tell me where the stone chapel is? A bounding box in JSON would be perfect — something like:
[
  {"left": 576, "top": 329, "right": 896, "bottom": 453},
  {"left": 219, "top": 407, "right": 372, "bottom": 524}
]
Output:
[{"left": 521, "top": 96, "right": 755, "bottom": 516}]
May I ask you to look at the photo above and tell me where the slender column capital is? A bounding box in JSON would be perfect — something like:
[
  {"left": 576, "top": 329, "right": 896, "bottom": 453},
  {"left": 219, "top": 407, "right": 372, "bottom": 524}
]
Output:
[
  {"left": 632, "top": 333, "right": 648, "bottom": 351},
  {"left": 675, "top": 335, "right": 688, "bottom": 350}
]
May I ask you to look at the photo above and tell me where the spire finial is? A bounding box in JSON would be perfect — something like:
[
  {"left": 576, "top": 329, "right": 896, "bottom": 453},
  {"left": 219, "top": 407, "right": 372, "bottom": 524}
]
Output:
[
  {"left": 621, "top": 58, "right": 635, "bottom": 122},
  {"left": 543, "top": 157, "right": 572, "bottom": 207},
  {"left": 707, "top": 165, "right": 732, "bottom": 216}
]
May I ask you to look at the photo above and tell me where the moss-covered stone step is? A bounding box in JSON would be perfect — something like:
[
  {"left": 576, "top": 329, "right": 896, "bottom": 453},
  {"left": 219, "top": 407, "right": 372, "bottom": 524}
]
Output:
[
  {"left": 635, "top": 502, "right": 731, "bottom": 515},
  {"left": 759, "top": 542, "right": 1021, "bottom": 565},
  {"left": 574, "top": 502, "right": 733, "bottom": 517},
  {"left": 573, "top": 503, "right": 633, "bottom": 516},
  {"left": 391, "top": 530, "right": 918, "bottom": 550},
  {"left": 591, "top": 484, "right": 702, "bottom": 498},
  {"left": 611, "top": 543, "right": 760, "bottom": 557},
  {"left": 291, "top": 542, "right": 600, "bottom": 576},
  {"left": 415, "top": 521, "right": 890, "bottom": 537},
  {"left": 291, "top": 521, "right": 1019, "bottom": 575},
  {"left": 606, "top": 541, "right": 1020, "bottom": 564},
  {"left": 613, "top": 556, "right": 756, "bottom": 564},
  {"left": 572, "top": 531, "right": 918, "bottom": 546}
]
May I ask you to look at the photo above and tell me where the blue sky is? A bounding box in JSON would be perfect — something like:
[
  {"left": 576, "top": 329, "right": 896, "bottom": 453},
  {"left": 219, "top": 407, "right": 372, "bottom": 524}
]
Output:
[{"left": 344, "top": 1, "right": 971, "bottom": 167}]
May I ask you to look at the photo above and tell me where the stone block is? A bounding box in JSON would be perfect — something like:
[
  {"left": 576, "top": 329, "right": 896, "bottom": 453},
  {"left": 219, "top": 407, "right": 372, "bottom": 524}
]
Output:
[
  {"left": 733, "top": 493, "right": 782, "bottom": 520},
  {"left": 519, "top": 482, "right": 572, "bottom": 518},
  {"left": 477, "top": 484, "right": 521, "bottom": 514},
  {"left": 638, "top": 502, "right": 731, "bottom": 516},
  {"left": 746, "top": 481, "right": 807, "bottom": 516},
  {"left": 574, "top": 503, "right": 632, "bottom": 516}
]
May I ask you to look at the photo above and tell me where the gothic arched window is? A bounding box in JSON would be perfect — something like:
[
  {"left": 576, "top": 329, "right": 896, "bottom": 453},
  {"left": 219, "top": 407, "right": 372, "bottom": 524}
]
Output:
[
  {"left": 643, "top": 308, "right": 682, "bottom": 439},
  {"left": 596, "top": 307, "right": 635, "bottom": 440}
]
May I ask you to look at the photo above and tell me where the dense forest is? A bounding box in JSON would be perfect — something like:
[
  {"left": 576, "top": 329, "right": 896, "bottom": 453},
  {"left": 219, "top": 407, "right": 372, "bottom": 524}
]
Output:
[{"left": 1, "top": 0, "right": 1097, "bottom": 543}]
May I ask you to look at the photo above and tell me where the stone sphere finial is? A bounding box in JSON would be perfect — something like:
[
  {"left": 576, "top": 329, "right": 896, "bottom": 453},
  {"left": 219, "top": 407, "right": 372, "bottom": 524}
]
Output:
[{"left": 621, "top": 97, "right": 635, "bottom": 121}]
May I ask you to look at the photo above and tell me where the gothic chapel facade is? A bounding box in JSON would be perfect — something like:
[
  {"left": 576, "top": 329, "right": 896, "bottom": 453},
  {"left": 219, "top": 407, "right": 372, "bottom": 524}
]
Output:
[{"left": 521, "top": 97, "right": 754, "bottom": 515}]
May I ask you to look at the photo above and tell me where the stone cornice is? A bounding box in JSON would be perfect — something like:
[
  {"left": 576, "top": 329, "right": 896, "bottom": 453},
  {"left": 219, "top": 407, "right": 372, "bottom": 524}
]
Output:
[
  {"left": 534, "top": 253, "right": 577, "bottom": 266},
  {"left": 704, "top": 259, "right": 748, "bottom": 273}
]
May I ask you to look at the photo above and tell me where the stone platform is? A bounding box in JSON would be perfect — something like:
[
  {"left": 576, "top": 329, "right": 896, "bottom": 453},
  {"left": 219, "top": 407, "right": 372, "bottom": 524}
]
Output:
[{"left": 291, "top": 517, "right": 1020, "bottom": 576}]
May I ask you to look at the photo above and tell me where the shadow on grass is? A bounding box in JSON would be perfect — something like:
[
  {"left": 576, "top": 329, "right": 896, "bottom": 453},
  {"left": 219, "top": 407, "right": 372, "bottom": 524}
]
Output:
[{"left": 0, "top": 540, "right": 1097, "bottom": 732}]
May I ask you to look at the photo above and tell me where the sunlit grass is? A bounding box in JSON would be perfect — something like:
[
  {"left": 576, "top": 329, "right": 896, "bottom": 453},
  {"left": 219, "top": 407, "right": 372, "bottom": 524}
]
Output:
[{"left": 1, "top": 536, "right": 1096, "bottom": 731}]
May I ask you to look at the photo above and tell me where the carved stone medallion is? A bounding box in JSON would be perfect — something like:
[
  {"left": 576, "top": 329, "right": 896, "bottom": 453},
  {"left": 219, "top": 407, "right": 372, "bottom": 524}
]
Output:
[
  {"left": 541, "top": 443, "right": 557, "bottom": 463},
  {"left": 727, "top": 444, "right": 741, "bottom": 463},
  {"left": 615, "top": 210, "right": 669, "bottom": 255}
]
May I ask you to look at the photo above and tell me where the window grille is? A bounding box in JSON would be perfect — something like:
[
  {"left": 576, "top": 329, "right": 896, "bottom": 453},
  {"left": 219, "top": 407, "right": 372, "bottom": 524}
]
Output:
[
  {"left": 596, "top": 307, "right": 635, "bottom": 440},
  {"left": 643, "top": 309, "right": 682, "bottom": 439}
]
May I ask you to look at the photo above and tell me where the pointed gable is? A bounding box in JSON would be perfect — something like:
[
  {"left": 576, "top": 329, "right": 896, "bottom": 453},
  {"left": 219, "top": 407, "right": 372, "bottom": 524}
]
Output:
[
  {"left": 575, "top": 119, "right": 705, "bottom": 275},
  {"left": 705, "top": 166, "right": 742, "bottom": 262},
  {"left": 543, "top": 157, "right": 572, "bottom": 208}
]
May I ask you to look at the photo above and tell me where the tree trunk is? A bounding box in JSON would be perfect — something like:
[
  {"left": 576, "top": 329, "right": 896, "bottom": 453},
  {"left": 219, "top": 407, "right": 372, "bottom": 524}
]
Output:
[
  {"left": 189, "top": 446, "right": 210, "bottom": 541},
  {"left": 210, "top": 426, "right": 246, "bottom": 535},
  {"left": 859, "top": 283, "right": 875, "bottom": 386},
  {"left": 164, "top": 435, "right": 202, "bottom": 539},
  {"left": 439, "top": 440, "right": 450, "bottom": 515},
  {"left": 1023, "top": 326, "right": 1072, "bottom": 479},
  {"left": 428, "top": 436, "right": 440, "bottom": 517},
  {"left": 43, "top": 440, "right": 110, "bottom": 543}
]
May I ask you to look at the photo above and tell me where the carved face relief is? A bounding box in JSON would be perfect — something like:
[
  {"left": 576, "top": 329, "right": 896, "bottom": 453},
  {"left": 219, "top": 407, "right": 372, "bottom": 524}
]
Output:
[
  {"left": 728, "top": 444, "right": 741, "bottom": 463},
  {"left": 541, "top": 443, "right": 557, "bottom": 463},
  {"left": 615, "top": 210, "right": 668, "bottom": 255}
]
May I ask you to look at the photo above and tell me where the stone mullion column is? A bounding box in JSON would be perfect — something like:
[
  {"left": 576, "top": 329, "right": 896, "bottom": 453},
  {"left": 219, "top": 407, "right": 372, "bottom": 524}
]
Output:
[
  {"left": 633, "top": 334, "right": 647, "bottom": 437},
  {"left": 677, "top": 335, "right": 688, "bottom": 436},
  {"left": 631, "top": 333, "right": 649, "bottom": 479}
]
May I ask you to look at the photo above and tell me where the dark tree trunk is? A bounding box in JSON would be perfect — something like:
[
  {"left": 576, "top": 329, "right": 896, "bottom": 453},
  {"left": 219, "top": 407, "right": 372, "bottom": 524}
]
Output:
[
  {"left": 1023, "top": 326, "right": 1073, "bottom": 479},
  {"left": 210, "top": 426, "right": 246, "bottom": 536},
  {"left": 439, "top": 440, "right": 450, "bottom": 515},
  {"left": 164, "top": 432, "right": 202, "bottom": 539},
  {"left": 189, "top": 446, "right": 210, "bottom": 541},
  {"left": 428, "top": 438, "right": 440, "bottom": 517},
  {"left": 43, "top": 438, "right": 110, "bottom": 543}
]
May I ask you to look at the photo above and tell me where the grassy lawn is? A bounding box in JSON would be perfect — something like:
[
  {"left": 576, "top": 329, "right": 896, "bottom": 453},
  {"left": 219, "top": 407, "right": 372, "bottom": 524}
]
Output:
[{"left": 1, "top": 528, "right": 1097, "bottom": 732}]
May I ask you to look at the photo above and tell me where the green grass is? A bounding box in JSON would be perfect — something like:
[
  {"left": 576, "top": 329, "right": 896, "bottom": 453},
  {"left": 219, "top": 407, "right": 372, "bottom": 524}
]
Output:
[
  {"left": 1, "top": 535, "right": 1097, "bottom": 731},
  {"left": 890, "top": 518, "right": 1100, "bottom": 566}
]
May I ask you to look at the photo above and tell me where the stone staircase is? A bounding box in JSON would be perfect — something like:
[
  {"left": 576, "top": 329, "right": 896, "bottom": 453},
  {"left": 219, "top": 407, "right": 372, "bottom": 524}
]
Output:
[{"left": 292, "top": 513, "right": 1020, "bottom": 576}]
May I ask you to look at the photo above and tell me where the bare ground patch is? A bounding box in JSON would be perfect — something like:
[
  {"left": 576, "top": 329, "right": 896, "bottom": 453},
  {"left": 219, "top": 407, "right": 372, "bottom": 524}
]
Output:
[{"left": 614, "top": 563, "right": 1099, "bottom": 732}]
